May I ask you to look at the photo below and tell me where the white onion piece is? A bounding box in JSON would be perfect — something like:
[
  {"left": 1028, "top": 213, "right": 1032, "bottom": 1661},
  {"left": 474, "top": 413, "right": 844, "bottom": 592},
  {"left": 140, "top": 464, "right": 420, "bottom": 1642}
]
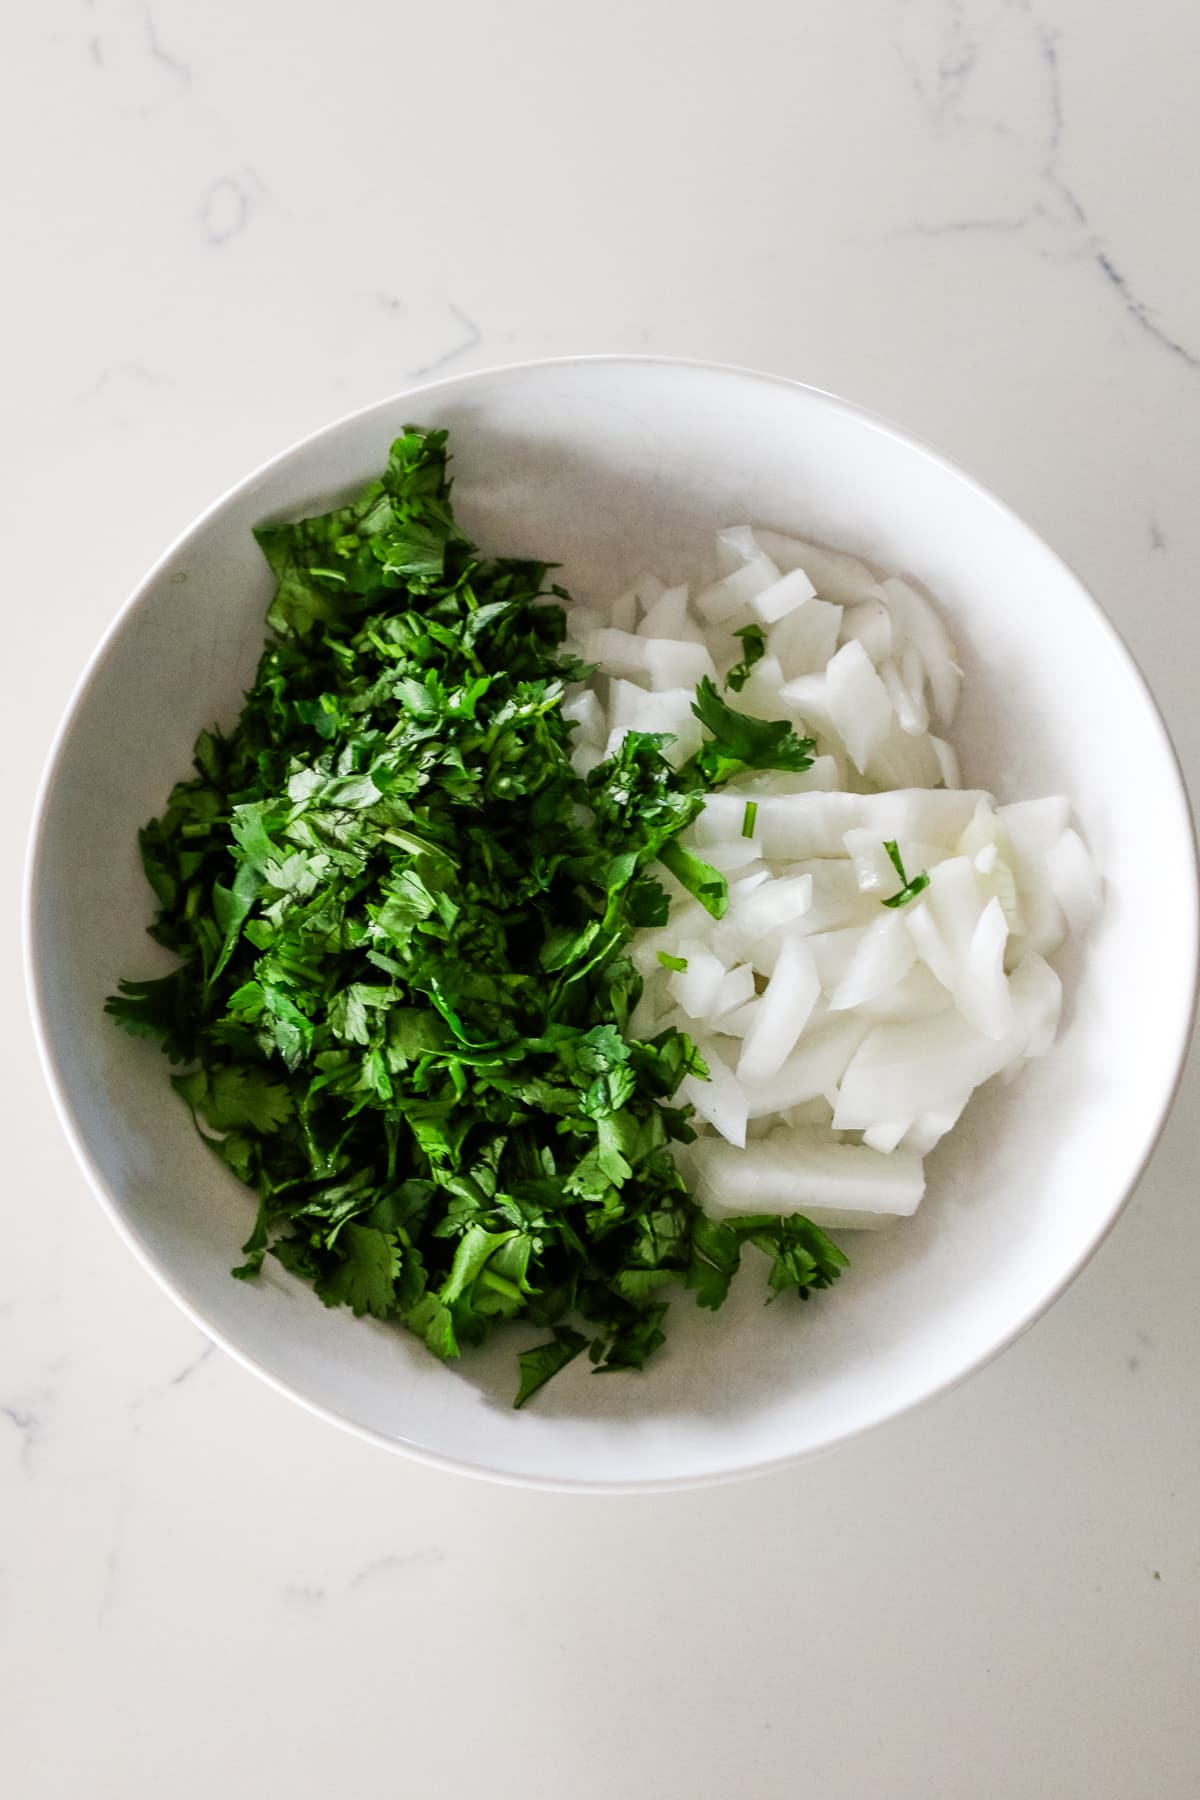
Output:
[
  {"left": 958, "top": 802, "right": 1026, "bottom": 934},
  {"left": 712, "top": 873, "right": 814, "bottom": 964},
  {"left": 901, "top": 642, "right": 929, "bottom": 718},
  {"left": 711, "top": 963, "right": 757, "bottom": 1020},
  {"left": 833, "top": 952, "right": 1060, "bottom": 1128},
  {"left": 905, "top": 897, "right": 957, "bottom": 991},
  {"left": 712, "top": 995, "right": 761, "bottom": 1038},
  {"left": 957, "top": 798, "right": 1002, "bottom": 859},
  {"left": 570, "top": 742, "right": 604, "bottom": 778},
  {"left": 843, "top": 829, "right": 898, "bottom": 893},
  {"left": 1046, "top": 828, "right": 1102, "bottom": 936},
  {"left": 806, "top": 925, "right": 868, "bottom": 990},
  {"left": 956, "top": 896, "right": 1013, "bottom": 1039},
  {"left": 687, "top": 1133, "right": 925, "bottom": 1228},
  {"left": 866, "top": 723, "right": 942, "bottom": 791},
  {"left": 729, "top": 869, "right": 772, "bottom": 901},
  {"left": 563, "top": 687, "right": 606, "bottom": 744},
  {"left": 864, "top": 789, "right": 990, "bottom": 847},
  {"left": 702, "top": 837, "right": 766, "bottom": 873},
  {"left": 742, "top": 1013, "right": 869, "bottom": 1117},
  {"left": 879, "top": 655, "right": 930, "bottom": 736},
  {"left": 997, "top": 796, "right": 1070, "bottom": 850},
  {"left": 993, "top": 804, "right": 1070, "bottom": 957},
  {"left": 637, "top": 583, "right": 690, "bottom": 639},
  {"left": 902, "top": 1094, "right": 970, "bottom": 1155},
  {"left": 586, "top": 628, "right": 716, "bottom": 699},
  {"left": 604, "top": 675, "right": 668, "bottom": 730},
  {"left": 1009, "top": 862, "right": 1067, "bottom": 962},
  {"left": 607, "top": 679, "right": 703, "bottom": 767},
  {"left": 751, "top": 567, "right": 818, "bottom": 626},
  {"left": 608, "top": 587, "right": 640, "bottom": 632},
  {"left": 584, "top": 627, "right": 651, "bottom": 680},
  {"left": 736, "top": 937, "right": 821, "bottom": 1083},
  {"left": 693, "top": 789, "right": 860, "bottom": 858},
  {"left": 929, "top": 735, "right": 961, "bottom": 789},
  {"left": 770, "top": 599, "right": 845, "bottom": 679},
  {"left": 862, "top": 1119, "right": 910, "bottom": 1155},
  {"left": 783, "top": 860, "right": 884, "bottom": 935},
  {"left": 732, "top": 655, "right": 788, "bottom": 718},
  {"left": 643, "top": 638, "right": 718, "bottom": 692},
  {"left": 828, "top": 912, "right": 917, "bottom": 1011},
  {"left": 777, "top": 672, "right": 837, "bottom": 740},
  {"left": 754, "top": 530, "right": 884, "bottom": 607},
  {"left": 926, "top": 855, "right": 986, "bottom": 965},
  {"left": 854, "top": 962, "right": 955, "bottom": 1023},
  {"left": 679, "top": 1043, "right": 747, "bottom": 1147},
  {"left": 842, "top": 832, "right": 951, "bottom": 896},
  {"left": 840, "top": 597, "right": 894, "bottom": 665},
  {"left": 628, "top": 572, "right": 666, "bottom": 615},
  {"left": 879, "top": 576, "right": 962, "bottom": 727},
  {"left": 667, "top": 942, "right": 728, "bottom": 1020},
  {"left": 824, "top": 639, "right": 895, "bottom": 772},
  {"left": 564, "top": 602, "right": 604, "bottom": 644},
  {"left": 695, "top": 552, "right": 782, "bottom": 625}
]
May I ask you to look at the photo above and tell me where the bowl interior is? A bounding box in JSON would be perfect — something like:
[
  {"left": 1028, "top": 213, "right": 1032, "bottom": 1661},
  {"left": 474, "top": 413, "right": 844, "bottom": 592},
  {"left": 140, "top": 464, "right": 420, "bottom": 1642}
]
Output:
[{"left": 28, "top": 359, "right": 1198, "bottom": 1488}]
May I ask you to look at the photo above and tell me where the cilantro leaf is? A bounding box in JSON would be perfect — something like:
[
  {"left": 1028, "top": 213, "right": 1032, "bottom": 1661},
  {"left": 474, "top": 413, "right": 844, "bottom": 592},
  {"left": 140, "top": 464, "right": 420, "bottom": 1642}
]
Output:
[
  {"left": 658, "top": 838, "right": 728, "bottom": 918},
  {"left": 726, "top": 622, "right": 766, "bottom": 692},
  {"left": 689, "top": 677, "right": 816, "bottom": 786},
  {"left": 514, "top": 1327, "right": 588, "bottom": 1408},
  {"left": 173, "top": 1064, "right": 294, "bottom": 1133},
  {"left": 880, "top": 839, "right": 931, "bottom": 908},
  {"left": 313, "top": 1223, "right": 402, "bottom": 1318}
]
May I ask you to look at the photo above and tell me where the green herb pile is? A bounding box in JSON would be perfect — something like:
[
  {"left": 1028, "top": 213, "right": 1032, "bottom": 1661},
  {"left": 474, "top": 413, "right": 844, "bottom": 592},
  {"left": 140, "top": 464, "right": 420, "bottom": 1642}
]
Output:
[{"left": 108, "top": 428, "right": 846, "bottom": 1405}]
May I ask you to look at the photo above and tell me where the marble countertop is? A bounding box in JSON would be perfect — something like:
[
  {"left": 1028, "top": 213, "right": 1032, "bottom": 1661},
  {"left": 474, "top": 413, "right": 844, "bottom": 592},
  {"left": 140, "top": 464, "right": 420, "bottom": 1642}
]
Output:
[{"left": 5, "top": 2, "right": 1198, "bottom": 1794}]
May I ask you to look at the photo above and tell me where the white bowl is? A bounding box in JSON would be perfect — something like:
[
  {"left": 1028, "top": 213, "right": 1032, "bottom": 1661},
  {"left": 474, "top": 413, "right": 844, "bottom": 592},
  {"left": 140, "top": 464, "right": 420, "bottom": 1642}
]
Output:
[{"left": 26, "top": 358, "right": 1198, "bottom": 1491}]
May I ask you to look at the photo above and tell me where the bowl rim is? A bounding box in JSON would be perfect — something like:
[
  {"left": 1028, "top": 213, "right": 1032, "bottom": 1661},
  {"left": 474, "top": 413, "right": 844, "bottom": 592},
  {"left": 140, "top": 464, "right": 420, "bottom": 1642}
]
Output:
[{"left": 23, "top": 352, "right": 1200, "bottom": 1493}]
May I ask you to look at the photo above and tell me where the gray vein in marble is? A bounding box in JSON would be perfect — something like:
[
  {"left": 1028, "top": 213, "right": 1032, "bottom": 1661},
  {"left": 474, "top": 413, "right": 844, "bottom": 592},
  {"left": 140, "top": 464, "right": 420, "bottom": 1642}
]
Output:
[
  {"left": 1088, "top": 249, "right": 1200, "bottom": 373},
  {"left": 1, "top": 1386, "right": 56, "bottom": 1471},
  {"left": 88, "top": 35, "right": 103, "bottom": 66},
  {"left": 894, "top": 0, "right": 1200, "bottom": 375},
  {"left": 199, "top": 177, "right": 251, "bottom": 246},
  {"left": 350, "top": 1549, "right": 446, "bottom": 1587},
  {"left": 1, "top": 1404, "right": 41, "bottom": 1469},
  {"left": 142, "top": 3, "right": 192, "bottom": 88},
  {"left": 129, "top": 1338, "right": 217, "bottom": 1414},
  {"left": 1148, "top": 518, "right": 1165, "bottom": 552},
  {"left": 407, "top": 304, "right": 482, "bottom": 377},
  {"left": 168, "top": 1339, "right": 216, "bottom": 1387},
  {"left": 895, "top": 0, "right": 977, "bottom": 116}
]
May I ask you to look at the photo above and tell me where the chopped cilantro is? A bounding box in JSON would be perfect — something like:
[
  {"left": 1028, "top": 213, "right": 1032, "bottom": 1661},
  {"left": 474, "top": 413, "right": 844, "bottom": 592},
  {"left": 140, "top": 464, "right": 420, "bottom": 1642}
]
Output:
[
  {"left": 880, "top": 839, "right": 931, "bottom": 908},
  {"left": 742, "top": 800, "right": 758, "bottom": 839},
  {"left": 726, "top": 622, "right": 766, "bottom": 692},
  {"left": 108, "top": 428, "right": 844, "bottom": 1402},
  {"left": 689, "top": 678, "right": 815, "bottom": 788}
]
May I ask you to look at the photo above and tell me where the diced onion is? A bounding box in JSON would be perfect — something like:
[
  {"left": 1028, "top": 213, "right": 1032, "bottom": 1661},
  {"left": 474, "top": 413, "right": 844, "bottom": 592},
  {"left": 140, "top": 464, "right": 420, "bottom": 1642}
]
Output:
[{"left": 572, "top": 526, "right": 1095, "bottom": 1240}]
